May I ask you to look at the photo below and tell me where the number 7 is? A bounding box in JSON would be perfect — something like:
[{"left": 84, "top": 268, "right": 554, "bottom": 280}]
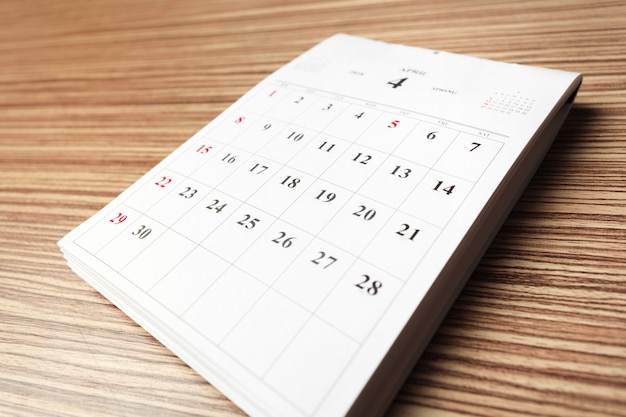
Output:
[{"left": 470, "top": 142, "right": 481, "bottom": 151}]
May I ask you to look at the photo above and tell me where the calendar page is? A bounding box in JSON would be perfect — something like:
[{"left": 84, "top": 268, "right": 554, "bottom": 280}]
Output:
[{"left": 59, "top": 34, "right": 581, "bottom": 417}]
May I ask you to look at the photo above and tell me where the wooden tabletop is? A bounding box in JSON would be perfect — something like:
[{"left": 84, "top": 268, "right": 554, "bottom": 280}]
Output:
[{"left": 1, "top": 1, "right": 625, "bottom": 416}]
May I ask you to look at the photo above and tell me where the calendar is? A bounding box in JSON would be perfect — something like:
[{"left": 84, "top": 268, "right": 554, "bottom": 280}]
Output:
[{"left": 59, "top": 34, "right": 581, "bottom": 417}]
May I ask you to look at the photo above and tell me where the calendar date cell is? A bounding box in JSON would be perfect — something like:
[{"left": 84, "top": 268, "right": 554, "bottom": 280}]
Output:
[
  {"left": 322, "top": 103, "right": 383, "bottom": 142},
  {"left": 394, "top": 121, "right": 460, "bottom": 168},
  {"left": 273, "top": 238, "right": 355, "bottom": 312},
  {"left": 433, "top": 132, "right": 503, "bottom": 181},
  {"left": 239, "top": 85, "right": 290, "bottom": 114},
  {"left": 167, "top": 139, "right": 220, "bottom": 176},
  {"left": 264, "top": 90, "right": 319, "bottom": 122},
  {"left": 286, "top": 133, "right": 350, "bottom": 177},
  {"left": 316, "top": 260, "right": 402, "bottom": 342},
  {"left": 246, "top": 168, "right": 315, "bottom": 218},
  {"left": 230, "top": 117, "right": 288, "bottom": 154},
  {"left": 121, "top": 229, "right": 196, "bottom": 292},
  {"left": 171, "top": 190, "right": 242, "bottom": 244},
  {"left": 149, "top": 246, "right": 231, "bottom": 316},
  {"left": 400, "top": 170, "right": 474, "bottom": 228},
  {"left": 218, "top": 156, "right": 277, "bottom": 201},
  {"left": 292, "top": 96, "right": 350, "bottom": 131},
  {"left": 208, "top": 110, "right": 260, "bottom": 142},
  {"left": 96, "top": 216, "right": 168, "bottom": 272},
  {"left": 193, "top": 148, "right": 253, "bottom": 188},
  {"left": 361, "top": 212, "right": 441, "bottom": 280},
  {"left": 356, "top": 112, "right": 419, "bottom": 153},
  {"left": 280, "top": 179, "right": 351, "bottom": 235},
  {"left": 319, "top": 195, "right": 394, "bottom": 256},
  {"left": 124, "top": 170, "right": 184, "bottom": 213},
  {"left": 200, "top": 203, "right": 272, "bottom": 263},
  {"left": 264, "top": 316, "right": 359, "bottom": 416},
  {"left": 220, "top": 290, "right": 310, "bottom": 377},
  {"left": 183, "top": 267, "right": 266, "bottom": 345},
  {"left": 358, "top": 156, "right": 429, "bottom": 208},
  {"left": 236, "top": 220, "right": 315, "bottom": 286},
  {"left": 75, "top": 206, "right": 140, "bottom": 255},
  {"left": 320, "top": 145, "right": 386, "bottom": 192},
  {"left": 146, "top": 178, "right": 210, "bottom": 227},
  {"left": 256, "top": 125, "right": 318, "bottom": 165}
]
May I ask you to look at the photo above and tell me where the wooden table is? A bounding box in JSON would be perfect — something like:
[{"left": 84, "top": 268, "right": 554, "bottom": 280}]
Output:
[{"left": 1, "top": 1, "right": 625, "bottom": 416}]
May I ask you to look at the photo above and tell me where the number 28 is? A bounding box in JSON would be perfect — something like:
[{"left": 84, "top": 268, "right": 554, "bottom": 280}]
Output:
[{"left": 355, "top": 274, "right": 382, "bottom": 295}]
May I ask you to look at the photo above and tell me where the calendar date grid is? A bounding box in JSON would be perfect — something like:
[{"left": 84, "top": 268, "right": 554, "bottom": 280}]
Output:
[
  {"left": 169, "top": 118, "right": 502, "bottom": 255},
  {"left": 69, "top": 80, "right": 514, "bottom": 417},
  {"left": 74, "top": 81, "right": 509, "bottom": 316},
  {"left": 169, "top": 91, "right": 505, "bottom": 224},
  {"left": 74, "top": 79, "right": 508, "bottom": 298}
]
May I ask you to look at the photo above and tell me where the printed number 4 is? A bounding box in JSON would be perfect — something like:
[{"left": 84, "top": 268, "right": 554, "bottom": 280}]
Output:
[{"left": 387, "top": 77, "right": 407, "bottom": 89}]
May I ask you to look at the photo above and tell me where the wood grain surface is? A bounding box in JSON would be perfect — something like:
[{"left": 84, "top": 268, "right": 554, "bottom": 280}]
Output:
[{"left": 1, "top": 1, "right": 625, "bottom": 416}]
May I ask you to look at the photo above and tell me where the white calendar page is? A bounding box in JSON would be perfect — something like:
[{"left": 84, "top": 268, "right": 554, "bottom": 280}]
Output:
[{"left": 59, "top": 34, "right": 581, "bottom": 417}]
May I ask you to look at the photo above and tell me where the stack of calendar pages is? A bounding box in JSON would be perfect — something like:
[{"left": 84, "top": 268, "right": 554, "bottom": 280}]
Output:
[{"left": 59, "top": 34, "right": 581, "bottom": 417}]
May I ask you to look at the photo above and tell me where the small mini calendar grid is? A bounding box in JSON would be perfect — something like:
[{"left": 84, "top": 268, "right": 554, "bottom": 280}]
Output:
[
  {"left": 59, "top": 34, "right": 581, "bottom": 417},
  {"left": 481, "top": 91, "right": 536, "bottom": 115}
]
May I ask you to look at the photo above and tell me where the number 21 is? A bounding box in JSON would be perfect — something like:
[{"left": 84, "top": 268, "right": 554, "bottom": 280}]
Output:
[{"left": 396, "top": 223, "right": 420, "bottom": 240}]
